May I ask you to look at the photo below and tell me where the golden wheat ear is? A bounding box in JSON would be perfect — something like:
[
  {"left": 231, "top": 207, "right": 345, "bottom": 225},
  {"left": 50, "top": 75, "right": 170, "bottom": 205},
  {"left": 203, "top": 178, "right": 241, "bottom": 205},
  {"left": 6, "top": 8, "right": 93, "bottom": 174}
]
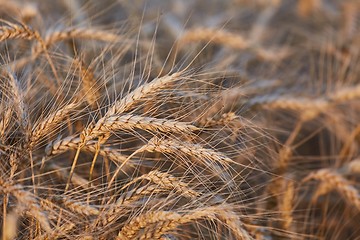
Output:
[{"left": 0, "top": 19, "right": 38, "bottom": 42}]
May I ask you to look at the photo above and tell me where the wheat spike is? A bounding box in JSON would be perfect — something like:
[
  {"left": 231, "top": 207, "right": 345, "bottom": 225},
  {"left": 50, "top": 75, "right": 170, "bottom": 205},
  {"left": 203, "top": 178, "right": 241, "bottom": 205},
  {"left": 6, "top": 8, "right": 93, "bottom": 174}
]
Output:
[
  {"left": 1, "top": 180, "right": 53, "bottom": 233},
  {"left": 45, "top": 135, "right": 81, "bottom": 156},
  {"left": 303, "top": 169, "right": 360, "bottom": 211},
  {"left": 346, "top": 159, "right": 360, "bottom": 173},
  {"left": 178, "top": 28, "right": 289, "bottom": 61},
  {"left": 108, "top": 136, "right": 236, "bottom": 189},
  {"left": 7, "top": 70, "right": 27, "bottom": 128},
  {"left": 0, "top": 20, "right": 38, "bottom": 41},
  {"left": 262, "top": 97, "right": 328, "bottom": 121},
  {"left": 46, "top": 163, "right": 89, "bottom": 188},
  {"left": 279, "top": 179, "right": 295, "bottom": 231},
  {"left": 179, "top": 28, "right": 249, "bottom": 50},
  {"left": 144, "top": 137, "right": 236, "bottom": 165},
  {"left": 122, "top": 170, "right": 200, "bottom": 198},
  {"left": 103, "top": 185, "right": 165, "bottom": 225},
  {"left": 29, "top": 103, "right": 77, "bottom": 147},
  {"left": 118, "top": 206, "right": 251, "bottom": 240},
  {"left": 88, "top": 114, "right": 198, "bottom": 138},
  {"left": 44, "top": 27, "right": 122, "bottom": 45},
  {"left": 62, "top": 198, "right": 100, "bottom": 216},
  {"left": 85, "top": 72, "right": 183, "bottom": 141},
  {"left": 73, "top": 58, "right": 100, "bottom": 109},
  {"left": 0, "top": 108, "right": 12, "bottom": 140}
]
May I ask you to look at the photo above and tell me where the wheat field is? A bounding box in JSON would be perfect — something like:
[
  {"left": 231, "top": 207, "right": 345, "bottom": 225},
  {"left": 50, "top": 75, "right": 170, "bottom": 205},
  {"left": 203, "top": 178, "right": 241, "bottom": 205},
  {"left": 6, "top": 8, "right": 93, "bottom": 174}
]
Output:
[{"left": 0, "top": 0, "right": 360, "bottom": 239}]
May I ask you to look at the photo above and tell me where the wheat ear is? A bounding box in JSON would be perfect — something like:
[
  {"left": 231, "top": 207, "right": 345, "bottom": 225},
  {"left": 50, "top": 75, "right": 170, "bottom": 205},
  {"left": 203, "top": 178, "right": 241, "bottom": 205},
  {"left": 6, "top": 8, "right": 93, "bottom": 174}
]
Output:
[
  {"left": 303, "top": 169, "right": 360, "bottom": 211},
  {"left": 121, "top": 170, "right": 200, "bottom": 198},
  {"left": 118, "top": 206, "right": 251, "bottom": 239},
  {"left": 89, "top": 114, "right": 198, "bottom": 138},
  {"left": 45, "top": 135, "right": 81, "bottom": 156},
  {"left": 345, "top": 159, "right": 360, "bottom": 173},
  {"left": 102, "top": 184, "right": 166, "bottom": 225},
  {"left": 73, "top": 58, "right": 100, "bottom": 109},
  {"left": 178, "top": 28, "right": 249, "bottom": 50},
  {"left": 31, "top": 27, "right": 124, "bottom": 57},
  {"left": 44, "top": 27, "right": 123, "bottom": 45},
  {"left": 29, "top": 103, "right": 78, "bottom": 147},
  {"left": 0, "top": 108, "right": 12, "bottom": 140},
  {"left": 0, "top": 20, "right": 37, "bottom": 41},
  {"left": 85, "top": 71, "right": 183, "bottom": 141},
  {"left": 197, "top": 112, "right": 239, "bottom": 127},
  {"left": 262, "top": 97, "right": 328, "bottom": 121},
  {"left": 144, "top": 137, "right": 236, "bottom": 165},
  {"left": 107, "top": 136, "right": 236, "bottom": 189},
  {"left": 279, "top": 180, "right": 295, "bottom": 231},
  {"left": 7, "top": 70, "right": 27, "bottom": 128},
  {"left": 62, "top": 197, "right": 100, "bottom": 216},
  {"left": 297, "top": 0, "right": 321, "bottom": 16},
  {"left": 46, "top": 163, "right": 89, "bottom": 188},
  {"left": 45, "top": 136, "right": 136, "bottom": 168},
  {"left": 178, "top": 28, "right": 289, "bottom": 61},
  {"left": 1, "top": 181, "right": 53, "bottom": 233},
  {"left": 2, "top": 208, "right": 20, "bottom": 240}
]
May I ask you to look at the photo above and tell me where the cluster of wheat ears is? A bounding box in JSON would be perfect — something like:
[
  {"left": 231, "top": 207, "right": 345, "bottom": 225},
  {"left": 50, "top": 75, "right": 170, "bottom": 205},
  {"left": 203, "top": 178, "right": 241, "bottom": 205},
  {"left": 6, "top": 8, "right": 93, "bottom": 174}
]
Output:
[{"left": 0, "top": 0, "right": 360, "bottom": 239}]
